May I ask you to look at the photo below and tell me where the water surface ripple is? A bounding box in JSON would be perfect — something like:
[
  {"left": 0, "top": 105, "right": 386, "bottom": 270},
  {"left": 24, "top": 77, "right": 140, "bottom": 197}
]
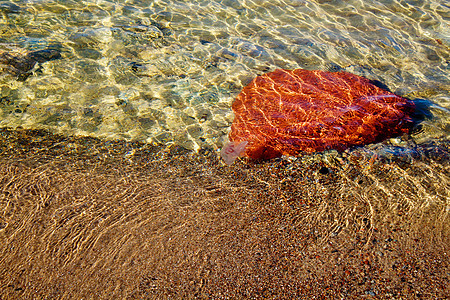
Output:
[{"left": 0, "top": 0, "right": 448, "bottom": 150}]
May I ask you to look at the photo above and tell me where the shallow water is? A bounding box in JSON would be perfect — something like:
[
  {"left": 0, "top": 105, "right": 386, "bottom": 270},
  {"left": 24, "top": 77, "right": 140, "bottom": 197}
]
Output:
[
  {"left": 0, "top": 128, "right": 448, "bottom": 299},
  {"left": 0, "top": 1, "right": 449, "bottom": 298},
  {"left": 0, "top": 0, "right": 448, "bottom": 151}
]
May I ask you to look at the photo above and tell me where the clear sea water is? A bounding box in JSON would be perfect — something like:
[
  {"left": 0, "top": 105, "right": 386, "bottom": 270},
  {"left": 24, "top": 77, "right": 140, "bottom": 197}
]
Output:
[
  {"left": 0, "top": 2, "right": 449, "bottom": 298},
  {"left": 0, "top": 0, "right": 448, "bottom": 152}
]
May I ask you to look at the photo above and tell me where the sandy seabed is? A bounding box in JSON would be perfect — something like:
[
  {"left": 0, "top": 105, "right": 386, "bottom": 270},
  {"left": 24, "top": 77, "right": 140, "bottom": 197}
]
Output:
[{"left": 0, "top": 128, "right": 448, "bottom": 299}]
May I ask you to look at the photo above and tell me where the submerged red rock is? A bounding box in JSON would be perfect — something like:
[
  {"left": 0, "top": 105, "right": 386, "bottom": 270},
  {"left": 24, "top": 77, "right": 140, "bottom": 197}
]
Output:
[{"left": 222, "top": 69, "right": 415, "bottom": 163}]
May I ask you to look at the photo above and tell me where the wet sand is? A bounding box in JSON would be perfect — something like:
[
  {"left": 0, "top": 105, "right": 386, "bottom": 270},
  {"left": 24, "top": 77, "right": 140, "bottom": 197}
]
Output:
[{"left": 0, "top": 128, "right": 448, "bottom": 299}]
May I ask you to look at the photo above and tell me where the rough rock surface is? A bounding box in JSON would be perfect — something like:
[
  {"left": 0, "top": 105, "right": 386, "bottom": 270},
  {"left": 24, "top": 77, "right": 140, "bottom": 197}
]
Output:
[{"left": 229, "top": 69, "right": 415, "bottom": 160}]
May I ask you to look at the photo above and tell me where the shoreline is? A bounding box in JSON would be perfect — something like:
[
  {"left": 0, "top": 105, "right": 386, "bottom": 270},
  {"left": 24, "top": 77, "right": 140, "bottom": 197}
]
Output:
[{"left": 0, "top": 128, "right": 449, "bottom": 299}]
